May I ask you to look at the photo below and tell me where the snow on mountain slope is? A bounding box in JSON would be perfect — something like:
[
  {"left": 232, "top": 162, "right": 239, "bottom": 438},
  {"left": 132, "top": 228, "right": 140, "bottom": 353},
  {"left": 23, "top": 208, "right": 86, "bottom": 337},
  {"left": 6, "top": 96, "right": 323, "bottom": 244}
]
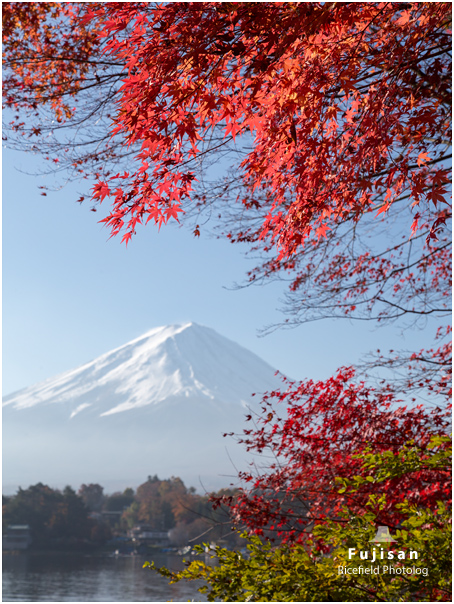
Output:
[
  {"left": 3, "top": 323, "right": 282, "bottom": 492},
  {"left": 4, "top": 323, "right": 279, "bottom": 416}
]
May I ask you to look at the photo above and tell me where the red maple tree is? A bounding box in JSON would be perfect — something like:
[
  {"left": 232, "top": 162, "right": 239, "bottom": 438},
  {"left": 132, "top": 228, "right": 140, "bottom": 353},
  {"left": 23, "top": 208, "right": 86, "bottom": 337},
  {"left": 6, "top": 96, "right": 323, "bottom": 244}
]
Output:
[
  {"left": 3, "top": 3, "right": 451, "bottom": 243},
  {"left": 3, "top": 2, "right": 451, "bottom": 541},
  {"left": 213, "top": 367, "right": 451, "bottom": 543}
]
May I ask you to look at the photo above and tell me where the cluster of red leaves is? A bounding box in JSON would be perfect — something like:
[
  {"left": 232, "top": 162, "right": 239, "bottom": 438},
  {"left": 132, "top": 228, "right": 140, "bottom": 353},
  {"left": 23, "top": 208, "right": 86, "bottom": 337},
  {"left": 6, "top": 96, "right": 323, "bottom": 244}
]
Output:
[
  {"left": 2, "top": 3, "right": 98, "bottom": 123},
  {"left": 4, "top": 3, "right": 449, "bottom": 247},
  {"left": 86, "top": 2, "right": 451, "bottom": 247},
  {"left": 212, "top": 367, "right": 451, "bottom": 544}
]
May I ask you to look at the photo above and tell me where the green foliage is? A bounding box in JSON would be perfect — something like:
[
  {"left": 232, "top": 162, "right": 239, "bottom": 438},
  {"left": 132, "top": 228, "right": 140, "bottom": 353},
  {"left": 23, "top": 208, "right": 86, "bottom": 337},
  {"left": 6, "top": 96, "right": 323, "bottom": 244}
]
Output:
[
  {"left": 147, "top": 436, "right": 452, "bottom": 601},
  {"left": 336, "top": 435, "right": 452, "bottom": 494},
  {"left": 78, "top": 483, "right": 105, "bottom": 512},
  {"left": 3, "top": 483, "right": 94, "bottom": 546},
  {"left": 103, "top": 488, "right": 135, "bottom": 512}
]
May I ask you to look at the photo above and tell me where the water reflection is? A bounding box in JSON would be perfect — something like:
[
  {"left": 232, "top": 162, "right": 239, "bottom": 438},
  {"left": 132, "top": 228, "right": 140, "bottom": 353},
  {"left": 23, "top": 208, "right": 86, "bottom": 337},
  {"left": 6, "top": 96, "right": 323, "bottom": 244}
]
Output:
[{"left": 3, "top": 552, "right": 206, "bottom": 602}]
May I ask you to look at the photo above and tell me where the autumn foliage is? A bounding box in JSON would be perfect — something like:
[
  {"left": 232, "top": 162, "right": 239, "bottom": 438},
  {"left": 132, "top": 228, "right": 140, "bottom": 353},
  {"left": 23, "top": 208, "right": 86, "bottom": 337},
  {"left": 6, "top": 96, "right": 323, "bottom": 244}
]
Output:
[
  {"left": 213, "top": 368, "right": 451, "bottom": 543},
  {"left": 3, "top": 1, "right": 451, "bottom": 550},
  {"left": 3, "top": 3, "right": 451, "bottom": 244}
]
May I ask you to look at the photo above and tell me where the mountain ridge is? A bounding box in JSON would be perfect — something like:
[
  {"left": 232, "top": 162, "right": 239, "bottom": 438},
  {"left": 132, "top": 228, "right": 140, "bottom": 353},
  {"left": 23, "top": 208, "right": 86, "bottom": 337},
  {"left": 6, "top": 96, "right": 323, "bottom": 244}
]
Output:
[
  {"left": 3, "top": 323, "right": 282, "bottom": 492},
  {"left": 3, "top": 322, "right": 279, "bottom": 416}
]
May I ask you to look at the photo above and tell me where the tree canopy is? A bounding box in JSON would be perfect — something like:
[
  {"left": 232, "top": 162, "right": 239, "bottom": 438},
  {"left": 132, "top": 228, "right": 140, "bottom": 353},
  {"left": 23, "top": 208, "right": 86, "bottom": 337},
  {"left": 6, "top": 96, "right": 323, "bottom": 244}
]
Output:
[
  {"left": 3, "top": 483, "right": 95, "bottom": 546},
  {"left": 3, "top": 2, "right": 451, "bottom": 242},
  {"left": 212, "top": 368, "right": 450, "bottom": 544}
]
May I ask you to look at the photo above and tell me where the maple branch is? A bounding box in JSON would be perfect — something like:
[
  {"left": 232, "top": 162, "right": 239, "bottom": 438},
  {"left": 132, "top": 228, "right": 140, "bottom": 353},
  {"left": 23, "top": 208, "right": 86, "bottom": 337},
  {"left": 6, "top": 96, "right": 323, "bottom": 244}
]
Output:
[
  {"left": 4, "top": 56, "right": 125, "bottom": 68},
  {"left": 375, "top": 298, "right": 451, "bottom": 316},
  {"left": 349, "top": 582, "right": 387, "bottom": 602}
]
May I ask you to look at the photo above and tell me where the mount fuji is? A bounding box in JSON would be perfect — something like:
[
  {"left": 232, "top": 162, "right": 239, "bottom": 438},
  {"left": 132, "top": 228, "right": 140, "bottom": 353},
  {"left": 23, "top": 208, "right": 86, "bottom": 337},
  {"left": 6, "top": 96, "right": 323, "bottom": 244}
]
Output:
[{"left": 3, "top": 323, "right": 282, "bottom": 493}]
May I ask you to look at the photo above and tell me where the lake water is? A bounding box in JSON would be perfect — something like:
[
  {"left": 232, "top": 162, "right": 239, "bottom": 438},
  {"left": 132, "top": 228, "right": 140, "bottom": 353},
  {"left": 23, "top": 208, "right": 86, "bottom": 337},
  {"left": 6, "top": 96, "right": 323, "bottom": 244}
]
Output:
[{"left": 2, "top": 552, "right": 207, "bottom": 602}]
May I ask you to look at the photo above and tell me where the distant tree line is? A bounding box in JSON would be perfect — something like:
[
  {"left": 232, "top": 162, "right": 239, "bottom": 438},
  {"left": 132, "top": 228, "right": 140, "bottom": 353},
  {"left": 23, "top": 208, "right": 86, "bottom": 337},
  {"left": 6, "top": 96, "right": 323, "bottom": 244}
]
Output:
[
  {"left": 2, "top": 476, "right": 239, "bottom": 549},
  {"left": 2, "top": 483, "right": 108, "bottom": 549}
]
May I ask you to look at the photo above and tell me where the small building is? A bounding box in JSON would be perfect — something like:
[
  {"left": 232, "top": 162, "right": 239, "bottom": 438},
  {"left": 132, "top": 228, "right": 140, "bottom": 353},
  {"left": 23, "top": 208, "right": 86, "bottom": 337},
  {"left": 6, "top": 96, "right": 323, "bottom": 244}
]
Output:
[
  {"left": 129, "top": 525, "right": 170, "bottom": 546},
  {"left": 3, "top": 525, "right": 32, "bottom": 550}
]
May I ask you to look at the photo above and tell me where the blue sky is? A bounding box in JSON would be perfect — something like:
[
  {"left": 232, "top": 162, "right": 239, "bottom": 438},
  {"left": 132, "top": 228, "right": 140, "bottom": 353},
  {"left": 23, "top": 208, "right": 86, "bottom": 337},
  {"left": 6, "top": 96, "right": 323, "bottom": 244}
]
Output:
[{"left": 2, "top": 147, "right": 433, "bottom": 397}]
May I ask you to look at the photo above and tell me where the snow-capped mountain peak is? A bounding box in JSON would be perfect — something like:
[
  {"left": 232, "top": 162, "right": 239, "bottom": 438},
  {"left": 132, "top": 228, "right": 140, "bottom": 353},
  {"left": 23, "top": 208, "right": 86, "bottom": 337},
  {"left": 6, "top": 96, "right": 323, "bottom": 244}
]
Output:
[
  {"left": 3, "top": 322, "right": 279, "bottom": 418},
  {"left": 3, "top": 323, "right": 282, "bottom": 492}
]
